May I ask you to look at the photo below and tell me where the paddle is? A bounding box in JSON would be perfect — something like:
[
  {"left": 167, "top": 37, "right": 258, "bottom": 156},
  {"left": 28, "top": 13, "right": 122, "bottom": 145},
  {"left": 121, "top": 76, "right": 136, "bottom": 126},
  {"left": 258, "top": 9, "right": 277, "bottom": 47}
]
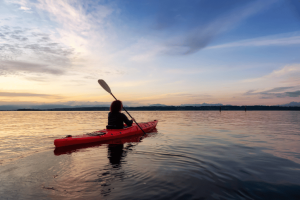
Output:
[{"left": 98, "top": 79, "right": 146, "bottom": 134}]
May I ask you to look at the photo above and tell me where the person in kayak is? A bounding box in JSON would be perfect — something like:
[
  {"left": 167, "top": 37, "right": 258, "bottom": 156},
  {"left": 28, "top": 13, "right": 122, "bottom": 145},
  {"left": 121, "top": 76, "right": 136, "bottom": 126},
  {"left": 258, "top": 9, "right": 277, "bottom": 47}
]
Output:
[{"left": 107, "top": 100, "right": 135, "bottom": 129}]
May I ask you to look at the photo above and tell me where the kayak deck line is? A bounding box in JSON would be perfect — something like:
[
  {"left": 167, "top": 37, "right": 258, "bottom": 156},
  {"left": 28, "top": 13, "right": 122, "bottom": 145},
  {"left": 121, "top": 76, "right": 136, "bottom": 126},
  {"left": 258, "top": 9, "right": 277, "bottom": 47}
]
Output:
[{"left": 54, "top": 120, "right": 158, "bottom": 147}]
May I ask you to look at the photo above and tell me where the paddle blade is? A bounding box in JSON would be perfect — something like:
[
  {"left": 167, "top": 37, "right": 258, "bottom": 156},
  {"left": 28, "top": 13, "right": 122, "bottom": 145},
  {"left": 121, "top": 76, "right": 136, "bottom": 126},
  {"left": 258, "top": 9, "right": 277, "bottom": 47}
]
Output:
[{"left": 98, "top": 79, "right": 111, "bottom": 93}]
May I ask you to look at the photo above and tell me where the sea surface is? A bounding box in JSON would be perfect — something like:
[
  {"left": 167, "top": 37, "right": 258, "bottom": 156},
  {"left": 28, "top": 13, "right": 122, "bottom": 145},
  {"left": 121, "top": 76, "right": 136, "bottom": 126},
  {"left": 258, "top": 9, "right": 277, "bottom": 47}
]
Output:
[{"left": 0, "top": 111, "right": 300, "bottom": 200}]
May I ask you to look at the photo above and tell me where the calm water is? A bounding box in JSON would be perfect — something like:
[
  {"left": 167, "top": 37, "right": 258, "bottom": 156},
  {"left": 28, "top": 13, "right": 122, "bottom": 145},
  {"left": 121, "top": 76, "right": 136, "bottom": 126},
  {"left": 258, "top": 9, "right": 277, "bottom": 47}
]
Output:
[{"left": 0, "top": 111, "right": 300, "bottom": 200}]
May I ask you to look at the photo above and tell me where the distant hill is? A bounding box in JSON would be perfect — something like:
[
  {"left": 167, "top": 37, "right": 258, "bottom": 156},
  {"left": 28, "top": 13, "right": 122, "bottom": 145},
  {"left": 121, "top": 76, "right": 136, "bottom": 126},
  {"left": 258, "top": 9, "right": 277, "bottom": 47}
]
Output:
[
  {"left": 148, "top": 104, "right": 168, "bottom": 107},
  {"left": 2, "top": 102, "right": 300, "bottom": 111},
  {"left": 180, "top": 103, "right": 224, "bottom": 106},
  {"left": 280, "top": 102, "right": 300, "bottom": 107},
  {"left": 0, "top": 104, "right": 110, "bottom": 111},
  {"left": 0, "top": 105, "right": 22, "bottom": 111},
  {"left": 38, "top": 105, "right": 300, "bottom": 111}
]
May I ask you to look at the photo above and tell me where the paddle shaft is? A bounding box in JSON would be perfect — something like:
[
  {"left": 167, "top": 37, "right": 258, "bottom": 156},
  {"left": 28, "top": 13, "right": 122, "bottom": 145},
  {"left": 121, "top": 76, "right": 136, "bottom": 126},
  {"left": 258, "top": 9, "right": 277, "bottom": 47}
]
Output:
[{"left": 110, "top": 93, "right": 146, "bottom": 135}]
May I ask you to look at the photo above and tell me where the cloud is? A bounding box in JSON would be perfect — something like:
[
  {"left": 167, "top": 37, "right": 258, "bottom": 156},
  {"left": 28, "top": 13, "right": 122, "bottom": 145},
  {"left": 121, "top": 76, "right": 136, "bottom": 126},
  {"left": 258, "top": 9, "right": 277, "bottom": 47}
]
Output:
[
  {"left": 266, "top": 65, "right": 300, "bottom": 78},
  {"left": 20, "top": 6, "right": 31, "bottom": 11},
  {"left": 165, "top": 68, "right": 206, "bottom": 75},
  {"left": 243, "top": 64, "right": 300, "bottom": 85},
  {"left": 0, "top": 91, "right": 60, "bottom": 98},
  {"left": 0, "top": 26, "right": 74, "bottom": 57},
  {"left": 25, "top": 43, "right": 73, "bottom": 57},
  {"left": 10, "top": 34, "right": 28, "bottom": 41},
  {"left": 263, "top": 87, "right": 294, "bottom": 93},
  {"left": 244, "top": 87, "right": 300, "bottom": 99},
  {"left": 126, "top": 0, "right": 278, "bottom": 59},
  {"left": 135, "top": 92, "right": 212, "bottom": 103},
  {"left": 55, "top": 101, "right": 111, "bottom": 107},
  {"left": 285, "top": 91, "right": 300, "bottom": 97},
  {"left": 82, "top": 69, "right": 125, "bottom": 80},
  {"left": 0, "top": 26, "right": 75, "bottom": 76},
  {"left": 163, "top": 0, "right": 277, "bottom": 55},
  {"left": 32, "top": 0, "right": 114, "bottom": 40},
  {"left": 0, "top": 60, "right": 64, "bottom": 75},
  {"left": 7, "top": 0, "right": 32, "bottom": 12},
  {"left": 209, "top": 32, "right": 300, "bottom": 49},
  {"left": 1, "top": 0, "right": 123, "bottom": 78},
  {"left": 240, "top": 65, "right": 300, "bottom": 101}
]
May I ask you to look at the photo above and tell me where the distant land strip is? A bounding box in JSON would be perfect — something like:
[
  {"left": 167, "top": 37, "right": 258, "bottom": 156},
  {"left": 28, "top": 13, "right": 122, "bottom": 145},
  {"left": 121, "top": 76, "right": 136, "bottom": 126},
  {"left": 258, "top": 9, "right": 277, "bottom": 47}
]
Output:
[{"left": 11, "top": 106, "right": 300, "bottom": 111}]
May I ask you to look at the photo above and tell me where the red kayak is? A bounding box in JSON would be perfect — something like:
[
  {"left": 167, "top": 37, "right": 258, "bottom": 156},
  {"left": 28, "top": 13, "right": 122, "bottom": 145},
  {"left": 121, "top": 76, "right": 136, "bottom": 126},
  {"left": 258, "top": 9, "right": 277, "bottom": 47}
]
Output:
[
  {"left": 54, "top": 128, "right": 157, "bottom": 156},
  {"left": 54, "top": 120, "right": 158, "bottom": 147}
]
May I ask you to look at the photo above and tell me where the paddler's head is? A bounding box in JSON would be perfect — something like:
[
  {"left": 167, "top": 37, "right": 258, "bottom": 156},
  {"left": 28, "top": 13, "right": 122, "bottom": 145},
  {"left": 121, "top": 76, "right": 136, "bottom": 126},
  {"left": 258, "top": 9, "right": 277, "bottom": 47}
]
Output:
[{"left": 110, "top": 100, "right": 123, "bottom": 113}]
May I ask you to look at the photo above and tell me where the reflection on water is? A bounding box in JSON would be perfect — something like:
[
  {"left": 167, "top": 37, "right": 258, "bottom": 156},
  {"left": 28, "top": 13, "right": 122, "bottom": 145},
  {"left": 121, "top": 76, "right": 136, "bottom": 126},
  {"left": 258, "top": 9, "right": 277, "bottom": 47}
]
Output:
[
  {"left": 108, "top": 144, "right": 125, "bottom": 167},
  {"left": 1, "top": 111, "right": 300, "bottom": 199},
  {"left": 51, "top": 132, "right": 154, "bottom": 198}
]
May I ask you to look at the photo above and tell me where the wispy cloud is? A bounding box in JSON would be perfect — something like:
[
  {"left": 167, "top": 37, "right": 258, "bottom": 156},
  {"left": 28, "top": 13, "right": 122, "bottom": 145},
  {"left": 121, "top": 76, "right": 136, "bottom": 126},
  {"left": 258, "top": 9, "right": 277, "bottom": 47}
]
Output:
[
  {"left": 6, "top": 0, "right": 32, "bottom": 12},
  {"left": 285, "top": 91, "right": 300, "bottom": 97},
  {"left": 241, "top": 64, "right": 300, "bottom": 100},
  {"left": 243, "top": 64, "right": 300, "bottom": 84},
  {"left": 263, "top": 87, "right": 294, "bottom": 93},
  {"left": 0, "top": 60, "right": 64, "bottom": 75},
  {"left": 127, "top": 0, "right": 277, "bottom": 59},
  {"left": 209, "top": 32, "right": 300, "bottom": 49},
  {"left": 0, "top": 0, "right": 118, "bottom": 80},
  {"left": 0, "top": 26, "right": 73, "bottom": 57},
  {"left": 111, "top": 79, "right": 158, "bottom": 88},
  {"left": 163, "top": 0, "right": 277, "bottom": 55},
  {"left": 0, "top": 91, "right": 60, "bottom": 98},
  {"left": 136, "top": 92, "right": 212, "bottom": 103},
  {"left": 244, "top": 86, "right": 300, "bottom": 99},
  {"left": 32, "top": 0, "right": 114, "bottom": 52},
  {"left": 0, "top": 25, "right": 74, "bottom": 76}
]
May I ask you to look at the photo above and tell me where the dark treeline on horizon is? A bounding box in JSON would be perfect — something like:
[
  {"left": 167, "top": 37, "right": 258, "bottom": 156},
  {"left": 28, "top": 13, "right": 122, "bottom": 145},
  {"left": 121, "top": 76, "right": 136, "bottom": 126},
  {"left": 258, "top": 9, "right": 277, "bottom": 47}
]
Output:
[{"left": 13, "top": 105, "right": 300, "bottom": 111}]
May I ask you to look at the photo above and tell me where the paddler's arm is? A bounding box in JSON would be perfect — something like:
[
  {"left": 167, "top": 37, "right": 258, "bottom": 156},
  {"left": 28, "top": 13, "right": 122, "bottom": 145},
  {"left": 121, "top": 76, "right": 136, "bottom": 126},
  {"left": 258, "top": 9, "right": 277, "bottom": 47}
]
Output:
[{"left": 122, "top": 113, "right": 133, "bottom": 127}]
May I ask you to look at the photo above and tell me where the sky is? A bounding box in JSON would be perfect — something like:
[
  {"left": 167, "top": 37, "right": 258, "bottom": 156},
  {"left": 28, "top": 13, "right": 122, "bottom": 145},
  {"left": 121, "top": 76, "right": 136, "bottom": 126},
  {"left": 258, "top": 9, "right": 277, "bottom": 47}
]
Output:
[{"left": 0, "top": 0, "right": 300, "bottom": 108}]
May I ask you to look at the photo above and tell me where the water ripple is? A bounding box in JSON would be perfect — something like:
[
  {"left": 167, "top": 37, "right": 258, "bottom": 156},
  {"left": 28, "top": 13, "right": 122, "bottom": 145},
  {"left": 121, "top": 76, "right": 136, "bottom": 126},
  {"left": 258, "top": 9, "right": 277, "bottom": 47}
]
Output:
[{"left": 1, "top": 111, "right": 300, "bottom": 199}]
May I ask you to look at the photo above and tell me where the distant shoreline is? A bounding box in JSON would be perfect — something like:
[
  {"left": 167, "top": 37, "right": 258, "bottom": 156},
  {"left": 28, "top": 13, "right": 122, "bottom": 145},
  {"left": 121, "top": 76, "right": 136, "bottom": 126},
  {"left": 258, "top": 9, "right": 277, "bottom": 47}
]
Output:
[{"left": 1, "top": 106, "right": 299, "bottom": 111}]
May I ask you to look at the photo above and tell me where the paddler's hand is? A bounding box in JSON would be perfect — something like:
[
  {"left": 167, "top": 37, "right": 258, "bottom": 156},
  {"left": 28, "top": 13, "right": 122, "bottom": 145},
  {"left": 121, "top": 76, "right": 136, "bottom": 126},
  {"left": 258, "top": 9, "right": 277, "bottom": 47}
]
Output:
[{"left": 131, "top": 118, "right": 135, "bottom": 122}]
